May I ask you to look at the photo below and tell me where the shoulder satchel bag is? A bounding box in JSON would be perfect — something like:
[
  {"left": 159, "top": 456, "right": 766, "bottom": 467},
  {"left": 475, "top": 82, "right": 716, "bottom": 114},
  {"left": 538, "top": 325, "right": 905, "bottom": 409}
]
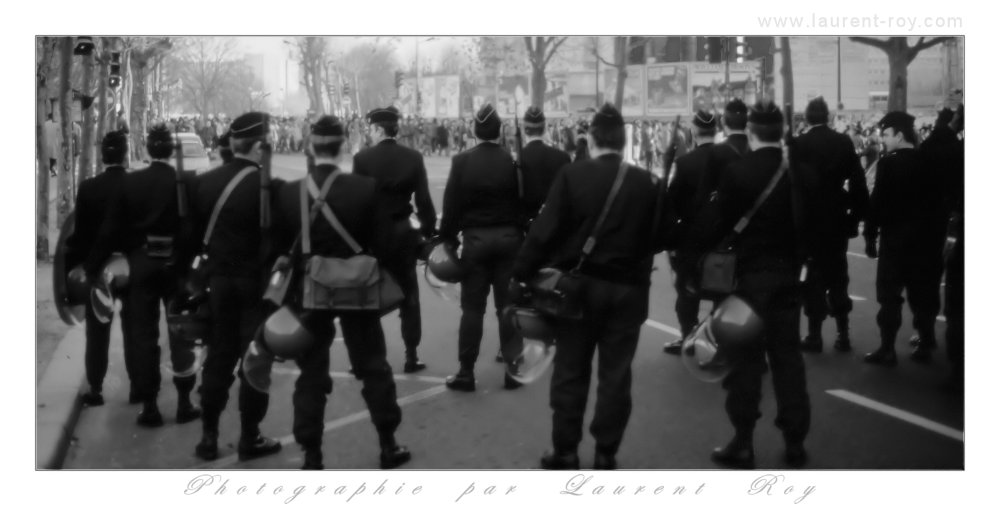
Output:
[
  {"left": 698, "top": 156, "right": 788, "bottom": 298},
  {"left": 299, "top": 173, "right": 405, "bottom": 315},
  {"left": 183, "top": 166, "right": 257, "bottom": 294},
  {"left": 529, "top": 160, "right": 629, "bottom": 320},
  {"left": 262, "top": 171, "right": 334, "bottom": 307}
]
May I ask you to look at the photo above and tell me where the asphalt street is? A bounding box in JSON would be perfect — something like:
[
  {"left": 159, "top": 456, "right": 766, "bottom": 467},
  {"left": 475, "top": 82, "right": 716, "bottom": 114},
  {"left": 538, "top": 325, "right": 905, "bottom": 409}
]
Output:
[{"left": 59, "top": 150, "right": 963, "bottom": 470}]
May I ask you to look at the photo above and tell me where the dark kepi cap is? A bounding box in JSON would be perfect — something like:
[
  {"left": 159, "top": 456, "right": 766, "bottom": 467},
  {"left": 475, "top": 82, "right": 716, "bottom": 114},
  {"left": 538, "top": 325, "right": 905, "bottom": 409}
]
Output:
[
  {"left": 693, "top": 110, "right": 717, "bottom": 129},
  {"left": 147, "top": 123, "right": 173, "bottom": 143},
  {"left": 935, "top": 108, "right": 955, "bottom": 128},
  {"left": 230, "top": 112, "right": 270, "bottom": 139},
  {"left": 878, "top": 111, "right": 915, "bottom": 133},
  {"left": 748, "top": 100, "right": 783, "bottom": 125},
  {"left": 805, "top": 97, "right": 829, "bottom": 124},
  {"left": 101, "top": 130, "right": 128, "bottom": 153},
  {"left": 523, "top": 106, "right": 545, "bottom": 127},
  {"left": 724, "top": 98, "right": 748, "bottom": 117},
  {"left": 475, "top": 103, "right": 499, "bottom": 127},
  {"left": 367, "top": 106, "right": 400, "bottom": 124},
  {"left": 311, "top": 115, "right": 345, "bottom": 139},
  {"left": 590, "top": 103, "right": 624, "bottom": 129}
]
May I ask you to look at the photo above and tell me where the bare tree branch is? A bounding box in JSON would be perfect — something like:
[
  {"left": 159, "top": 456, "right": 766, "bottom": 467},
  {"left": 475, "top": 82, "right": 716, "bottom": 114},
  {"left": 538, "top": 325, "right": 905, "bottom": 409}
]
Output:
[
  {"left": 543, "top": 36, "right": 568, "bottom": 67},
  {"left": 847, "top": 36, "right": 890, "bottom": 50},
  {"left": 908, "top": 36, "right": 953, "bottom": 63}
]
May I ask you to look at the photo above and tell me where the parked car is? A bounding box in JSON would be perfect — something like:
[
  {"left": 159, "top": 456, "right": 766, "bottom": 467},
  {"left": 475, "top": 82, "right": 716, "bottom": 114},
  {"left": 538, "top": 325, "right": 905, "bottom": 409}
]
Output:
[{"left": 177, "top": 132, "right": 212, "bottom": 174}]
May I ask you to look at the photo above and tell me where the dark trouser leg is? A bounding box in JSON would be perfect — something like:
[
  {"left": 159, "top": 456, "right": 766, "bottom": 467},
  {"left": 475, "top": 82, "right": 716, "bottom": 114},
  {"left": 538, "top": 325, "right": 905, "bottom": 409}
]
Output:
[
  {"left": 722, "top": 343, "right": 766, "bottom": 435},
  {"left": 944, "top": 239, "right": 964, "bottom": 374},
  {"left": 201, "top": 276, "right": 268, "bottom": 434},
  {"left": 551, "top": 321, "right": 597, "bottom": 454},
  {"left": 340, "top": 314, "right": 402, "bottom": 437},
  {"left": 766, "top": 299, "right": 811, "bottom": 443},
  {"left": 589, "top": 282, "right": 645, "bottom": 455},
  {"left": 906, "top": 253, "right": 943, "bottom": 343},
  {"left": 293, "top": 312, "right": 335, "bottom": 450},
  {"left": 670, "top": 255, "right": 700, "bottom": 337},
  {"left": 124, "top": 253, "right": 164, "bottom": 403},
  {"left": 84, "top": 299, "right": 112, "bottom": 392},
  {"left": 875, "top": 251, "right": 905, "bottom": 347},
  {"left": 824, "top": 237, "right": 853, "bottom": 321},
  {"left": 458, "top": 261, "right": 489, "bottom": 369},
  {"left": 490, "top": 229, "right": 523, "bottom": 364},
  {"left": 385, "top": 226, "right": 421, "bottom": 354}
]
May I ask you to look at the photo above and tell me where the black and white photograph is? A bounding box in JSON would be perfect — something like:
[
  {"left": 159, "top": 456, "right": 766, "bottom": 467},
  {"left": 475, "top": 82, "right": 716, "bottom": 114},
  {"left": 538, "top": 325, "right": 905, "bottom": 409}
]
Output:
[{"left": 22, "top": 2, "right": 987, "bottom": 504}]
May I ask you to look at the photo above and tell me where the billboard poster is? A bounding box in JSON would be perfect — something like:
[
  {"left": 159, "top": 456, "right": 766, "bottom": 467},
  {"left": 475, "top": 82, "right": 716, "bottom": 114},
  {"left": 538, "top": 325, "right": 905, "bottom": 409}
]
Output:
[
  {"left": 541, "top": 72, "right": 570, "bottom": 118},
  {"left": 603, "top": 65, "right": 644, "bottom": 117},
  {"left": 645, "top": 63, "right": 690, "bottom": 116},
  {"left": 436, "top": 75, "right": 461, "bottom": 118},
  {"left": 397, "top": 77, "right": 417, "bottom": 117},
  {"left": 496, "top": 75, "right": 530, "bottom": 118},
  {"left": 690, "top": 62, "right": 762, "bottom": 113},
  {"left": 418, "top": 77, "right": 436, "bottom": 118}
]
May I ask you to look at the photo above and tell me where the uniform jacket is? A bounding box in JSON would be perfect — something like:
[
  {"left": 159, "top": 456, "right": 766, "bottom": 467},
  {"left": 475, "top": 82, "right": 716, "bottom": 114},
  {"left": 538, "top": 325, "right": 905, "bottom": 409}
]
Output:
[
  {"left": 190, "top": 157, "right": 268, "bottom": 278},
  {"left": 864, "top": 148, "right": 948, "bottom": 251},
  {"left": 65, "top": 165, "right": 127, "bottom": 269},
  {"left": 439, "top": 142, "right": 522, "bottom": 240},
  {"left": 352, "top": 138, "right": 437, "bottom": 236},
  {"left": 715, "top": 146, "right": 806, "bottom": 273},
  {"left": 520, "top": 138, "right": 571, "bottom": 220},
  {"left": 512, "top": 153, "right": 667, "bottom": 286},
  {"left": 84, "top": 161, "right": 196, "bottom": 276},
  {"left": 794, "top": 124, "right": 869, "bottom": 240},
  {"left": 666, "top": 143, "right": 713, "bottom": 251},
  {"left": 271, "top": 164, "right": 394, "bottom": 264}
]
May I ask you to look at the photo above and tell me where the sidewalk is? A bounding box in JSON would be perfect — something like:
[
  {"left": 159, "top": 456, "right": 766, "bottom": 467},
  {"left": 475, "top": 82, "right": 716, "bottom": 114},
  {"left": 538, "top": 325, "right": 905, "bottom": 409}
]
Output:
[{"left": 36, "top": 260, "right": 87, "bottom": 470}]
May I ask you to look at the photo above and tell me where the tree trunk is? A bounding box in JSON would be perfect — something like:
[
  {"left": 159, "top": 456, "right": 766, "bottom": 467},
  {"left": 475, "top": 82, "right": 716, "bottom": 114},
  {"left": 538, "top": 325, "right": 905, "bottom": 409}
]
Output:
[
  {"left": 130, "top": 52, "right": 149, "bottom": 161},
  {"left": 57, "top": 37, "right": 74, "bottom": 231},
  {"left": 36, "top": 37, "right": 54, "bottom": 260},
  {"left": 96, "top": 39, "right": 109, "bottom": 145},
  {"left": 531, "top": 64, "right": 545, "bottom": 109},
  {"left": 888, "top": 53, "right": 908, "bottom": 112},
  {"left": 79, "top": 51, "right": 95, "bottom": 181},
  {"left": 614, "top": 37, "right": 628, "bottom": 109},
  {"left": 780, "top": 37, "right": 794, "bottom": 114}
]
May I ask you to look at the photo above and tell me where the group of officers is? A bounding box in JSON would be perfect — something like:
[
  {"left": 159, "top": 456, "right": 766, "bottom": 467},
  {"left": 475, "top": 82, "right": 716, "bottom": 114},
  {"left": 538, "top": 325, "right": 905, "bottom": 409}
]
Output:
[{"left": 62, "top": 91, "right": 963, "bottom": 471}]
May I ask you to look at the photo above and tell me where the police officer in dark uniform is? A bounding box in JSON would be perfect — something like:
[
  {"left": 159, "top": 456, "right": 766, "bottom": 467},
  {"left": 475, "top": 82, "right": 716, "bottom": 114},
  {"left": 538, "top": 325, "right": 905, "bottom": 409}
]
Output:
[
  {"left": 271, "top": 115, "right": 410, "bottom": 470},
  {"left": 662, "top": 110, "right": 718, "bottom": 354},
  {"left": 796, "top": 98, "right": 869, "bottom": 353},
  {"left": 65, "top": 130, "right": 131, "bottom": 406},
  {"left": 693, "top": 100, "right": 750, "bottom": 249},
  {"left": 439, "top": 103, "right": 525, "bottom": 392},
  {"left": 519, "top": 106, "right": 572, "bottom": 221},
  {"left": 191, "top": 112, "right": 281, "bottom": 461},
  {"left": 511, "top": 103, "right": 668, "bottom": 470},
  {"left": 939, "top": 105, "right": 964, "bottom": 390},
  {"left": 353, "top": 106, "right": 436, "bottom": 373},
  {"left": 84, "top": 124, "right": 202, "bottom": 427},
  {"left": 709, "top": 101, "right": 811, "bottom": 469},
  {"left": 863, "top": 111, "right": 949, "bottom": 365}
]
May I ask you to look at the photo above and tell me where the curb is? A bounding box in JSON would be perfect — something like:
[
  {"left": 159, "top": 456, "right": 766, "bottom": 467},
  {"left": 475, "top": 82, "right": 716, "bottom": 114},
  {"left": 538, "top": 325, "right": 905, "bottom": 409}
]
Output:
[{"left": 36, "top": 325, "right": 86, "bottom": 470}]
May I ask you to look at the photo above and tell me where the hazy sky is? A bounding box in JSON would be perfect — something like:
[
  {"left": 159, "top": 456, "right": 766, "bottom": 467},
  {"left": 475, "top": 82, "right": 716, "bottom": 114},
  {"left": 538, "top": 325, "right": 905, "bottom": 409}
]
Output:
[{"left": 233, "top": 36, "right": 471, "bottom": 67}]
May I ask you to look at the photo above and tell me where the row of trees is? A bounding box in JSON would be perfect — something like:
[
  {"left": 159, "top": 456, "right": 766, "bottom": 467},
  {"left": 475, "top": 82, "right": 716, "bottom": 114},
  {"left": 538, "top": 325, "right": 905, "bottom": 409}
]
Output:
[{"left": 35, "top": 36, "right": 266, "bottom": 259}]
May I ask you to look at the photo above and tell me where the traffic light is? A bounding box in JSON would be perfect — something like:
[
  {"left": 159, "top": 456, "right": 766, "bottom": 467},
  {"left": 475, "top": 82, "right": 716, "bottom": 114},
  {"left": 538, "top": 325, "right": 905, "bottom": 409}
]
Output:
[
  {"left": 706, "top": 37, "right": 723, "bottom": 63},
  {"left": 735, "top": 36, "right": 746, "bottom": 63},
  {"left": 109, "top": 51, "right": 122, "bottom": 89},
  {"left": 394, "top": 71, "right": 404, "bottom": 89},
  {"left": 343, "top": 81, "right": 350, "bottom": 96},
  {"left": 73, "top": 36, "right": 95, "bottom": 56}
]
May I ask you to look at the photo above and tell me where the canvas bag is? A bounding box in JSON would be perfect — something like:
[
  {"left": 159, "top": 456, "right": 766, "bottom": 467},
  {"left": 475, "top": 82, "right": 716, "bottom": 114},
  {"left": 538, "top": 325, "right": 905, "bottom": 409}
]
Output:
[{"left": 299, "top": 172, "right": 404, "bottom": 314}]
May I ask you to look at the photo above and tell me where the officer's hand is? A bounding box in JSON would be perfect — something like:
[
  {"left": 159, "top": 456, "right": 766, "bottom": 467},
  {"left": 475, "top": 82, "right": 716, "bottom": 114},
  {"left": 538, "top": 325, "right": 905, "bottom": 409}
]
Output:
[
  {"left": 865, "top": 240, "right": 878, "bottom": 259},
  {"left": 68, "top": 266, "right": 88, "bottom": 285},
  {"left": 508, "top": 279, "right": 530, "bottom": 304}
]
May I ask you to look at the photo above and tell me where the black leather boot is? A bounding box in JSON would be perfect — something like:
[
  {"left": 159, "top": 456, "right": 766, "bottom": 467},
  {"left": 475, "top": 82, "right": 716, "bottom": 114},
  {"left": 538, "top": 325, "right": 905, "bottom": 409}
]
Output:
[
  {"left": 833, "top": 316, "right": 852, "bottom": 351},
  {"left": 446, "top": 367, "right": 476, "bottom": 392},
  {"left": 540, "top": 449, "right": 580, "bottom": 470},
  {"left": 711, "top": 433, "right": 755, "bottom": 469}
]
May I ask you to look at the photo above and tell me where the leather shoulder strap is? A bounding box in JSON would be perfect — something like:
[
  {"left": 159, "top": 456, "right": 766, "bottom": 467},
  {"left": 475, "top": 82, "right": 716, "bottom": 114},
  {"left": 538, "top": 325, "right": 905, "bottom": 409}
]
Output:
[
  {"left": 300, "top": 171, "right": 339, "bottom": 255},
  {"left": 576, "top": 160, "right": 629, "bottom": 270},
  {"left": 202, "top": 166, "right": 256, "bottom": 247},
  {"left": 306, "top": 177, "right": 363, "bottom": 255}
]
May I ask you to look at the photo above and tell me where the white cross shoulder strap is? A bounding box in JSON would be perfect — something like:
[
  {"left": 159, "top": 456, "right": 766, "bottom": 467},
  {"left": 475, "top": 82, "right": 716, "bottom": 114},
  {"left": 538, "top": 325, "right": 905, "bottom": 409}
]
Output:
[
  {"left": 299, "top": 170, "right": 363, "bottom": 255},
  {"left": 202, "top": 166, "right": 257, "bottom": 247}
]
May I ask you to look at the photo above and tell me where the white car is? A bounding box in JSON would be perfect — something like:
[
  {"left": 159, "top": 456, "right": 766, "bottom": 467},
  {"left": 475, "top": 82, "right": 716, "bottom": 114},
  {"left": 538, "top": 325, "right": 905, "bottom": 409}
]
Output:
[{"left": 176, "top": 132, "right": 213, "bottom": 174}]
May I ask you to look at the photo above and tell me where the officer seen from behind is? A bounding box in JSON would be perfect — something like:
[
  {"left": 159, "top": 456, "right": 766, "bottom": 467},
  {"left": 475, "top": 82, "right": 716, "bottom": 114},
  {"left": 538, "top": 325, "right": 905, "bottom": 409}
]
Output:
[
  {"left": 511, "top": 103, "right": 669, "bottom": 470},
  {"left": 519, "top": 105, "right": 571, "bottom": 221},
  {"left": 439, "top": 103, "right": 526, "bottom": 392},
  {"left": 353, "top": 106, "right": 437, "bottom": 373}
]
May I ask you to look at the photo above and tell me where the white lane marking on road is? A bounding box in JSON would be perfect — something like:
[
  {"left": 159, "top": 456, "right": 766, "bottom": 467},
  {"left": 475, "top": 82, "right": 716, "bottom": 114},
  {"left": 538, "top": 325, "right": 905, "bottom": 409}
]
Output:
[
  {"left": 644, "top": 319, "right": 683, "bottom": 337},
  {"left": 849, "top": 295, "right": 867, "bottom": 301},
  {"left": 847, "top": 252, "right": 867, "bottom": 258},
  {"left": 827, "top": 389, "right": 963, "bottom": 442},
  {"left": 196, "top": 385, "right": 449, "bottom": 469},
  {"left": 937, "top": 315, "right": 947, "bottom": 322},
  {"left": 270, "top": 368, "right": 448, "bottom": 385}
]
